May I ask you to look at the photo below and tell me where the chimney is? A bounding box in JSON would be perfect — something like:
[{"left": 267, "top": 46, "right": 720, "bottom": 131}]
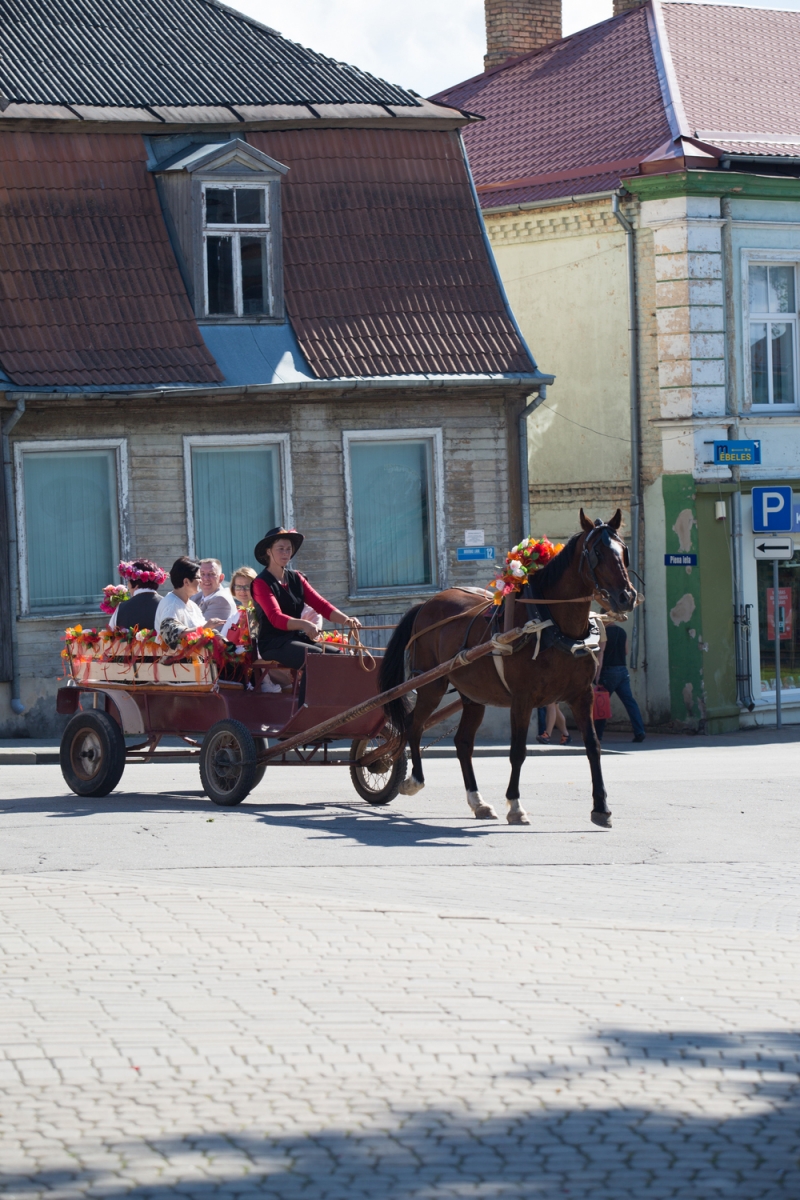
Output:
[
  {"left": 484, "top": 0, "right": 561, "bottom": 71},
  {"left": 613, "top": 0, "right": 648, "bottom": 12}
]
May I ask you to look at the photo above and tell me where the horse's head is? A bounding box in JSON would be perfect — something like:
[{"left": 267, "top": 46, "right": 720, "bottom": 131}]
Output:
[{"left": 578, "top": 509, "right": 638, "bottom": 614}]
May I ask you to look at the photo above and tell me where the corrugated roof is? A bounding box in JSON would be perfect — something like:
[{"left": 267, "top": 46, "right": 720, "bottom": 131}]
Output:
[
  {"left": 434, "top": 2, "right": 800, "bottom": 211},
  {"left": 0, "top": 0, "right": 420, "bottom": 110},
  {"left": 0, "top": 131, "right": 222, "bottom": 386},
  {"left": 433, "top": 6, "right": 671, "bottom": 208},
  {"left": 663, "top": 3, "right": 800, "bottom": 157},
  {"left": 247, "top": 127, "right": 536, "bottom": 379}
]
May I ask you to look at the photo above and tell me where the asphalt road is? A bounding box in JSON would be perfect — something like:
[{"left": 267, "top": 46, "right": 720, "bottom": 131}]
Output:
[{"left": 1, "top": 731, "right": 799, "bottom": 1198}]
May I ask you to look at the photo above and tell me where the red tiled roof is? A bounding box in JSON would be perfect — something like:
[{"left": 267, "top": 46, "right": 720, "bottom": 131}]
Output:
[
  {"left": 663, "top": 3, "right": 800, "bottom": 156},
  {"left": 433, "top": 6, "right": 671, "bottom": 208},
  {"left": 247, "top": 127, "right": 535, "bottom": 379},
  {"left": 0, "top": 131, "right": 222, "bottom": 387}
]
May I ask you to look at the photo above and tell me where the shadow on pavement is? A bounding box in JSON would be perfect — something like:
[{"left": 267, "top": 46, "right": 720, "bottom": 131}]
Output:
[{"left": 3, "top": 1028, "right": 797, "bottom": 1199}]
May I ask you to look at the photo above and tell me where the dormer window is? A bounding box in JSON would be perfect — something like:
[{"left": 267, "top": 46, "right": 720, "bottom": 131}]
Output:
[
  {"left": 150, "top": 138, "right": 288, "bottom": 323},
  {"left": 204, "top": 185, "right": 271, "bottom": 317}
]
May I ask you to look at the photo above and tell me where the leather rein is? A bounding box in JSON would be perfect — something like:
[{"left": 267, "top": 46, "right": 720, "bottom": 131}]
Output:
[{"left": 405, "top": 526, "right": 626, "bottom": 651}]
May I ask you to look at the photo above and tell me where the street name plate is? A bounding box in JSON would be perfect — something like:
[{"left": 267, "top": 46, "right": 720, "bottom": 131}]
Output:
[
  {"left": 713, "top": 439, "right": 761, "bottom": 465},
  {"left": 753, "top": 537, "right": 794, "bottom": 560},
  {"left": 457, "top": 546, "right": 495, "bottom": 562},
  {"left": 664, "top": 554, "right": 697, "bottom": 566}
]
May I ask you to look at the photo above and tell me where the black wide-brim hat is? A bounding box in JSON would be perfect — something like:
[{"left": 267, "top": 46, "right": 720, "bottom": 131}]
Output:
[{"left": 254, "top": 527, "right": 304, "bottom": 565}]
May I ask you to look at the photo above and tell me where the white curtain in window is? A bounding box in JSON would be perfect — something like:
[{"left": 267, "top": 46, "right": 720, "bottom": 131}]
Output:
[
  {"left": 350, "top": 440, "right": 433, "bottom": 590},
  {"left": 191, "top": 445, "right": 281, "bottom": 577},
  {"left": 23, "top": 450, "right": 119, "bottom": 612}
]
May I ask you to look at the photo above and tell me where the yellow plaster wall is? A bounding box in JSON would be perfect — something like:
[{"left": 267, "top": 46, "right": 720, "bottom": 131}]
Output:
[{"left": 486, "top": 199, "right": 633, "bottom": 541}]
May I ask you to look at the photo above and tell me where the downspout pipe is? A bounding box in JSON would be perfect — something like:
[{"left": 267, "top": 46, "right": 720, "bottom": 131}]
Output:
[
  {"left": 2, "top": 398, "right": 26, "bottom": 714},
  {"left": 612, "top": 192, "right": 642, "bottom": 669},
  {"left": 519, "top": 388, "right": 547, "bottom": 539}
]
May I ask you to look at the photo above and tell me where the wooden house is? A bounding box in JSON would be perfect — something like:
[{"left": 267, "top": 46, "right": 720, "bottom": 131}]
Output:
[{"left": 0, "top": 0, "right": 550, "bottom": 735}]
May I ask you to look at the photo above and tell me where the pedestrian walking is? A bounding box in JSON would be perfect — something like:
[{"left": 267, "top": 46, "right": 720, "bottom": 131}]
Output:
[{"left": 593, "top": 623, "right": 645, "bottom": 743}]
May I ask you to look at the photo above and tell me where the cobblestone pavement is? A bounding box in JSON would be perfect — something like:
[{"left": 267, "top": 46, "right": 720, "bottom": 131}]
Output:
[{"left": 1, "top": 737, "right": 799, "bottom": 1198}]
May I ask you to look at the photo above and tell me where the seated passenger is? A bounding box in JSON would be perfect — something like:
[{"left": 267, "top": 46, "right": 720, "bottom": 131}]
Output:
[
  {"left": 220, "top": 565, "right": 257, "bottom": 640},
  {"left": 110, "top": 559, "right": 167, "bottom": 630},
  {"left": 192, "top": 558, "right": 237, "bottom": 629},
  {"left": 154, "top": 557, "right": 205, "bottom": 650},
  {"left": 251, "top": 527, "right": 360, "bottom": 668}
]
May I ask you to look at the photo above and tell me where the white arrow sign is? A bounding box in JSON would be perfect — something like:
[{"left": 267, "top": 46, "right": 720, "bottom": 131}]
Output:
[{"left": 754, "top": 537, "right": 795, "bottom": 560}]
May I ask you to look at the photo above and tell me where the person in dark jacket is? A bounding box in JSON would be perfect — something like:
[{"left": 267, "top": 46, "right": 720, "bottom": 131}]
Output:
[
  {"left": 110, "top": 559, "right": 167, "bottom": 630},
  {"left": 593, "top": 623, "right": 646, "bottom": 742},
  {"left": 251, "top": 527, "right": 360, "bottom": 668}
]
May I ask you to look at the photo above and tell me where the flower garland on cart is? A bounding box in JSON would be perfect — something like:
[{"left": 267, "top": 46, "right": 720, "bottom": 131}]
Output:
[
  {"left": 488, "top": 536, "right": 565, "bottom": 605},
  {"left": 62, "top": 622, "right": 253, "bottom": 685}
]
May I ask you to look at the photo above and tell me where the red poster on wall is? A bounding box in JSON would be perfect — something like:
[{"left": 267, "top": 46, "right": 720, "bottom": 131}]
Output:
[{"left": 767, "top": 587, "right": 793, "bottom": 641}]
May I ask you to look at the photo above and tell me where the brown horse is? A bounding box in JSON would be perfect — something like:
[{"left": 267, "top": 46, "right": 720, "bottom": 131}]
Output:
[{"left": 379, "top": 511, "right": 638, "bottom": 828}]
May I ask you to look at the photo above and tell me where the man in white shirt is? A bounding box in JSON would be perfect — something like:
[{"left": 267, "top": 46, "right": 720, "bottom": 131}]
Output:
[
  {"left": 192, "top": 558, "right": 237, "bottom": 629},
  {"left": 154, "top": 557, "right": 205, "bottom": 649}
]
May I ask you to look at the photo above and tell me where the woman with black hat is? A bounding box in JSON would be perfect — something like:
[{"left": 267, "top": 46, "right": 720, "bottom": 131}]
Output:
[{"left": 251, "top": 527, "right": 361, "bottom": 669}]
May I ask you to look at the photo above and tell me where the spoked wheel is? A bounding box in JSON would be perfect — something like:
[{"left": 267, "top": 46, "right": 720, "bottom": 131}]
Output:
[
  {"left": 60, "top": 710, "right": 127, "bottom": 797},
  {"left": 349, "top": 737, "right": 408, "bottom": 805},
  {"left": 200, "top": 720, "right": 261, "bottom": 806}
]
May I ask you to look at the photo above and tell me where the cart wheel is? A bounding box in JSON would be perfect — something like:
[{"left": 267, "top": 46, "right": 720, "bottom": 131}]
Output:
[
  {"left": 60, "top": 710, "right": 126, "bottom": 798},
  {"left": 200, "top": 720, "right": 258, "bottom": 806},
  {"left": 349, "top": 738, "right": 408, "bottom": 805}
]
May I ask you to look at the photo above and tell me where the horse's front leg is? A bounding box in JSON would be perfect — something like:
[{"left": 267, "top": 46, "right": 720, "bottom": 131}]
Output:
[
  {"left": 571, "top": 685, "right": 611, "bottom": 828},
  {"left": 398, "top": 679, "right": 447, "bottom": 796},
  {"left": 454, "top": 696, "right": 497, "bottom": 819},
  {"left": 506, "top": 698, "right": 534, "bottom": 825}
]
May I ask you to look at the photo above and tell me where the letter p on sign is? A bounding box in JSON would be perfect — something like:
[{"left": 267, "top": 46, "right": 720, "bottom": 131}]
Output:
[{"left": 752, "top": 485, "right": 793, "bottom": 532}]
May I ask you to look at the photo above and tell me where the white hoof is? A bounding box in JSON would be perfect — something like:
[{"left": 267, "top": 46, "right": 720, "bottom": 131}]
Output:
[
  {"left": 399, "top": 775, "right": 425, "bottom": 796},
  {"left": 507, "top": 809, "right": 531, "bottom": 826},
  {"left": 467, "top": 791, "right": 498, "bottom": 820}
]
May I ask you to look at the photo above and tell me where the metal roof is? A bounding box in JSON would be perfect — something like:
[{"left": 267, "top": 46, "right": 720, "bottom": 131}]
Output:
[{"left": 0, "top": 0, "right": 421, "bottom": 110}]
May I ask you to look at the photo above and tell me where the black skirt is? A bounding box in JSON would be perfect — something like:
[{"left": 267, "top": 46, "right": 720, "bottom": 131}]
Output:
[{"left": 257, "top": 632, "right": 323, "bottom": 669}]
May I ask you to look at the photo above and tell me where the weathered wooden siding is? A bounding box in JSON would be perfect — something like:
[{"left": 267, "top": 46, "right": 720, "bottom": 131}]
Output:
[{"left": 1, "top": 388, "right": 519, "bottom": 734}]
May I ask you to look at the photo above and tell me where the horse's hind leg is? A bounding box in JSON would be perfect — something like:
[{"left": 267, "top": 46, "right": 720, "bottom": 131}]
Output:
[
  {"left": 454, "top": 696, "right": 497, "bottom": 820},
  {"left": 399, "top": 679, "right": 447, "bottom": 796},
  {"left": 506, "top": 698, "right": 534, "bottom": 825},
  {"left": 572, "top": 686, "right": 611, "bottom": 828}
]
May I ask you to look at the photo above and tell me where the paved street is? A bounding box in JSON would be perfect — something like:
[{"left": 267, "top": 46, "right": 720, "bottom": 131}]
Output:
[{"left": 1, "top": 732, "right": 799, "bottom": 1198}]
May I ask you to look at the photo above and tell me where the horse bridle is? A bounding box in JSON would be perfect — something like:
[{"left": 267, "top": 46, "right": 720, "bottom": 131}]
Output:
[{"left": 579, "top": 521, "right": 631, "bottom": 607}]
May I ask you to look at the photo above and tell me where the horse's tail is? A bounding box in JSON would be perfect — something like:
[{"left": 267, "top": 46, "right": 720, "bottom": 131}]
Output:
[{"left": 379, "top": 604, "right": 423, "bottom": 734}]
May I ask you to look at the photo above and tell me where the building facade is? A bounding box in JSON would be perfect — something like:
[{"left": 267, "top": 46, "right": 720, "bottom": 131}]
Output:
[
  {"left": 439, "top": 0, "right": 800, "bottom": 731},
  {"left": 0, "top": 0, "right": 549, "bottom": 737}
]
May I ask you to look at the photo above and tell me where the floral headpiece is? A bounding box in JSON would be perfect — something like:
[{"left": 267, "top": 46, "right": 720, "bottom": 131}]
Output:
[
  {"left": 489, "top": 536, "right": 565, "bottom": 605},
  {"left": 118, "top": 559, "right": 168, "bottom": 587}
]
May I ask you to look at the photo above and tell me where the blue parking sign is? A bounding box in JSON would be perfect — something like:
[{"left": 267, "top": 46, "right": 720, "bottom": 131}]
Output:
[{"left": 752, "top": 486, "right": 793, "bottom": 532}]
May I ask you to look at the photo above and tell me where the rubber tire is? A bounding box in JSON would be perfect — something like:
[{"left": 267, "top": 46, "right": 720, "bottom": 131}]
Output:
[
  {"left": 251, "top": 738, "right": 268, "bottom": 790},
  {"left": 60, "top": 709, "right": 127, "bottom": 798},
  {"left": 200, "top": 719, "right": 258, "bottom": 806},
  {"left": 349, "top": 738, "right": 409, "bottom": 805}
]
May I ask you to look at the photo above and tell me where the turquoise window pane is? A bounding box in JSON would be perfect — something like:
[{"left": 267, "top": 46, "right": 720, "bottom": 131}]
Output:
[
  {"left": 191, "top": 445, "right": 281, "bottom": 578},
  {"left": 23, "top": 450, "right": 118, "bottom": 612},
  {"left": 350, "top": 440, "right": 433, "bottom": 590}
]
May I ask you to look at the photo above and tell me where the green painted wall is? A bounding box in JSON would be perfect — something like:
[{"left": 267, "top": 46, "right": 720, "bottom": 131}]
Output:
[
  {"left": 696, "top": 495, "right": 738, "bottom": 732},
  {"left": 663, "top": 475, "right": 704, "bottom": 726}
]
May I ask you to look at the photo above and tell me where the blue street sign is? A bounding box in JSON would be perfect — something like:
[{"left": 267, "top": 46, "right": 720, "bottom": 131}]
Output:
[
  {"left": 753, "top": 486, "right": 793, "bottom": 533},
  {"left": 794, "top": 503, "right": 800, "bottom": 532},
  {"left": 457, "top": 546, "right": 495, "bottom": 562},
  {"left": 664, "top": 554, "right": 697, "bottom": 566},
  {"left": 713, "top": 439, "right": 761, "bottom": 465}
]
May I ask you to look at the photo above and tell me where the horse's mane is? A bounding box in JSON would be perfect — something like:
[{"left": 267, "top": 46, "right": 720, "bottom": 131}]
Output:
[{"left": 527, "top": 533, "right": 582, "bottom": 599}]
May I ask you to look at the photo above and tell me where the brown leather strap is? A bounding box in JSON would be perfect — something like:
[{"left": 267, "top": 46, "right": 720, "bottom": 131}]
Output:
[{"left": 406, "top": 600, "right": 493, "bottom": 650}]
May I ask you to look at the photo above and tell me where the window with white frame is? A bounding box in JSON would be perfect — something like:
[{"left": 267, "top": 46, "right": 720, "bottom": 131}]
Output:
[
  {"left": 345, "top": 433, "right": 441, "bottom": 593},
  {"left": 203, "top": 184, "right": 272, "bottom": 318},
  {"left": 748, "top": 263, "right": 798, "bottom": 406},
  {"left": 186, "top": 438, "right": 288, "bottom": 578},
  {"left": 15, "top": 443, "right": 124, "bottom": 614}
]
